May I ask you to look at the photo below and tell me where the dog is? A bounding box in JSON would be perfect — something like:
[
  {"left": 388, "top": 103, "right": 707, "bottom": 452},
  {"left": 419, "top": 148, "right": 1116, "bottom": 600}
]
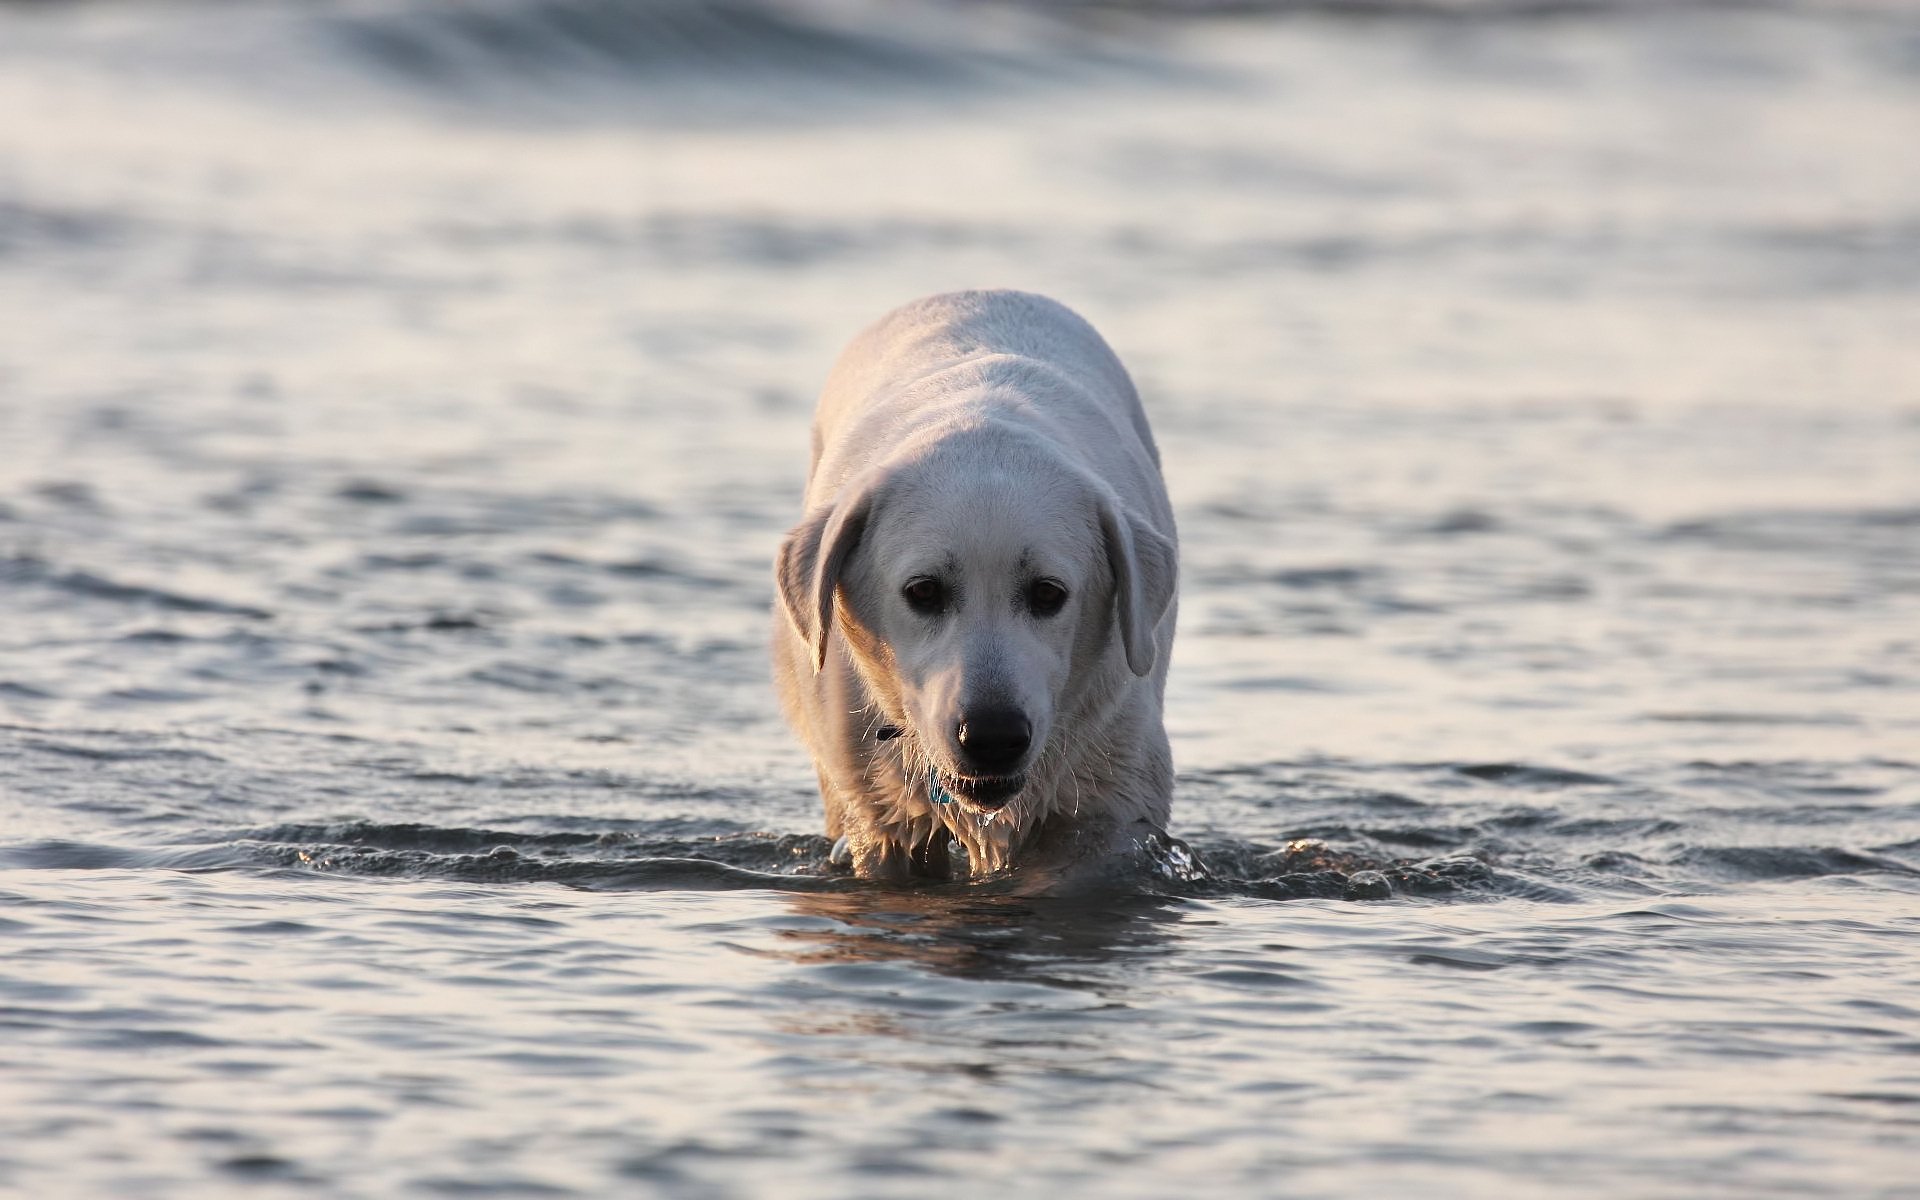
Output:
[{"left": 772, "top": 290, "right": 1178, "bottom": 883}]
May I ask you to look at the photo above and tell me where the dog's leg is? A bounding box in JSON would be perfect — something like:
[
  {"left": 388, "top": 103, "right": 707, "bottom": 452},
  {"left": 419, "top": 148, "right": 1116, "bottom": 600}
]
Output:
[
  {"left": 817, "top": 768, "right": 845, "bottom": 839},
  {"left": 846, "top": 833, "right": 913, "bottom": 883},
  {"left": 909, "top": 829, "right": 954, "bottom": 881}
]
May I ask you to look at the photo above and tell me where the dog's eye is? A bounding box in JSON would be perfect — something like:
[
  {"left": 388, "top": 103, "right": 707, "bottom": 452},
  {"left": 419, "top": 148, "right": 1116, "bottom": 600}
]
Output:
[
  {"left": 902, "top": 577, "right": 947, "bottom": 614},
  {"left": 1027, "top": 578, "right": 1069, "bottom": 617}
]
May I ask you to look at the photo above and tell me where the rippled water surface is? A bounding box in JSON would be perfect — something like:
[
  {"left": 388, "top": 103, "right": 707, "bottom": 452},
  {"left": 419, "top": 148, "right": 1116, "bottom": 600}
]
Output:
[{"left": 3, "top": 1, "right": 1919, "bottom": 1195}]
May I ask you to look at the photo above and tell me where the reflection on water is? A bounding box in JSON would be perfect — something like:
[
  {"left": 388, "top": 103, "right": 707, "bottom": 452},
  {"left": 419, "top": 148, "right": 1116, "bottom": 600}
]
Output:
[{"left": 771, "top": 890, "right": 1188, "bottom": 987}]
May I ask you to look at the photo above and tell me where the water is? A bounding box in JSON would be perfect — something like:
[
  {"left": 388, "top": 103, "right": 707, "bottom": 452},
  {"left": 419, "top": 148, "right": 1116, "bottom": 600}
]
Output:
[{"left": 3, "top": 0, "right": 1919, "bottom": 1194}]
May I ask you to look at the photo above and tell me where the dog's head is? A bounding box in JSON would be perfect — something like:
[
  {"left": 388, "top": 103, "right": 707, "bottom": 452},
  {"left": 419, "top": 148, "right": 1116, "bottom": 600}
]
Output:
[{"left": 776, "top": 427, "right": 1176, "bottom": 810}]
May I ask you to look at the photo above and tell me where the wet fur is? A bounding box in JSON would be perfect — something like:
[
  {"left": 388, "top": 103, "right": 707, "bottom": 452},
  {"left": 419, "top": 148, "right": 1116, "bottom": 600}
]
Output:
[{"left": 773, "top": 290, "right": 1178, "bottom": 883}]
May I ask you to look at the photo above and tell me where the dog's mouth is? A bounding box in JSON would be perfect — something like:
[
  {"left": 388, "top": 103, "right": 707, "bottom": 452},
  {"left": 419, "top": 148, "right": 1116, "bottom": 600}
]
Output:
[
  {"left": 940, "top": 771, "right": 1027, "bottom": 810},
  {"left": 878, "top": 724, "right": 1028, "bottom": 810}
]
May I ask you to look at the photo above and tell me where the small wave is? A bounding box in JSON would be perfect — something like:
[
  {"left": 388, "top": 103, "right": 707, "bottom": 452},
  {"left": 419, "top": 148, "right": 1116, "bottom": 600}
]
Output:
[
  {"left": 1269, "top": 565, "right": 1377, "bottom": 589},
  {"left": 1659, "top": 506, "right": 1920, "bottom": 552},
  {"left": 227, "top": 819, "right": 800, "bottom": 856},
  {"left": 0, "top": 840, "right": 148, "bottom": 870},
  {"left": 238, "top": 826, "right": 1531, "bottom": 901},
  {"left": 1452, "top": 762, "right": 1615, "bottom": 787},
  {"left": 0, "top": 839, "right": 252, "bottom": 871},
  {"left": 1190, "top": 838, "right": 1540, "bottom": 900},
  {"left": 220, "top": 820, "right": 845, "bottom": 886},
  {"left": 0, "top": 200, "right": 133, "bottom": 257},
  {"left": 355, "top": 612, "right": 493, "bottom": 633},
  {"left": 0, "top": 555, "right": 273, "bottom": 619},
  {"left": 294, "top": 0, "right": 1160, "bottom": 117},
  {"left": 1667, "top": 845, "right": 1919, "bottom": 881},
  {"left": 18, "top": 735, "right": 226, "bottom": 764},
  {"left": 436, "top": 211, "right": 1016, "bottom": 266},
  {"left": 232, "top": 820, "right": 615, "bottom": 853},
  {"left": 249, "top": 842, "right": 856, "bottom": 891},
  {"left": 1647, "top": 711, "right": 1863, "bottom": 728},
  {"left": 18, "top": 821, "right": 1910, "bottom": 899},
  {"left": 328, "top": 0, "right": 971, "bottom": 89},
  {"left": 335, "top": 480, "right": 408, "bottom": 503},
  {"left": 527, "top": 549, "right": 733, "bottom": 589},
  {"left": 1070, "top": 0, "right": 1805, "bottom": 13},
  {"left": 0, "top": 0, "right": 1202, "bottom": 127}
]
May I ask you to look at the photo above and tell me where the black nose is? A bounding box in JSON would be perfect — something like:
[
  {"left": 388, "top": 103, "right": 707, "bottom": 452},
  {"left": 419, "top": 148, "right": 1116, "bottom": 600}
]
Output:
[{"left": 955, "top": 708, "right": 1031, "bottom": 775}]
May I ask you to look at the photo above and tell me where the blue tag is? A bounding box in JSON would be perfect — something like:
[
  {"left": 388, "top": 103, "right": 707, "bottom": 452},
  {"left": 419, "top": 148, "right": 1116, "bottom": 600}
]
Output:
[{"left": 927, "top": 768, "right": 955, "bottom": 806}]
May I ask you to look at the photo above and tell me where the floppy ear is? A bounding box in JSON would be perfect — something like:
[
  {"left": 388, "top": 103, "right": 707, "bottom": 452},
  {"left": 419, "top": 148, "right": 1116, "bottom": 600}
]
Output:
[
  {"left": 775, "top": 473, "right": 882, "bottom": 673},
  {"left": 1097, "top": 496, "right": 1178, "bottom": 677}
]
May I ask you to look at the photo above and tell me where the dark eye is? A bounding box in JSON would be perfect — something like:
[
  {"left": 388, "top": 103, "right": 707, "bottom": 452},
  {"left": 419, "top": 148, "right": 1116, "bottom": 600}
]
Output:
[
  {"left": 1027, "top": 578, "right": 1069, "bottom": 617},
  {"left": 902, "top": 577, "right": 947, "bottom": 615}
]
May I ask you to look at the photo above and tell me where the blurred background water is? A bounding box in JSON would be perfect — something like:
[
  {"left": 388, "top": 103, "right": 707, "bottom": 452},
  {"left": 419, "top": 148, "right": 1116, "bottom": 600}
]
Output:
[{"left": 2, "top": 0, "right": 1918, "bottom": 1195}]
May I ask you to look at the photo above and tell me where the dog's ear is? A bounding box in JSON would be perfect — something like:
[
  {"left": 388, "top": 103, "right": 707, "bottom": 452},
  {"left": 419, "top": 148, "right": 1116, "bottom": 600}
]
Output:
[
  {"left": 1097, "top": 495, "right": 1178, "bottom": 677},
  {"left": 776, "top": 472, "right": 882, "bottom": 673}
]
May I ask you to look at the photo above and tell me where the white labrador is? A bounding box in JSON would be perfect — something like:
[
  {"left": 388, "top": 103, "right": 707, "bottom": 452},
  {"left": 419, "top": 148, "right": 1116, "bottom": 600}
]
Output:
[{"left": 773, "top": 290, "right": 1178, "bottom": 883}]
